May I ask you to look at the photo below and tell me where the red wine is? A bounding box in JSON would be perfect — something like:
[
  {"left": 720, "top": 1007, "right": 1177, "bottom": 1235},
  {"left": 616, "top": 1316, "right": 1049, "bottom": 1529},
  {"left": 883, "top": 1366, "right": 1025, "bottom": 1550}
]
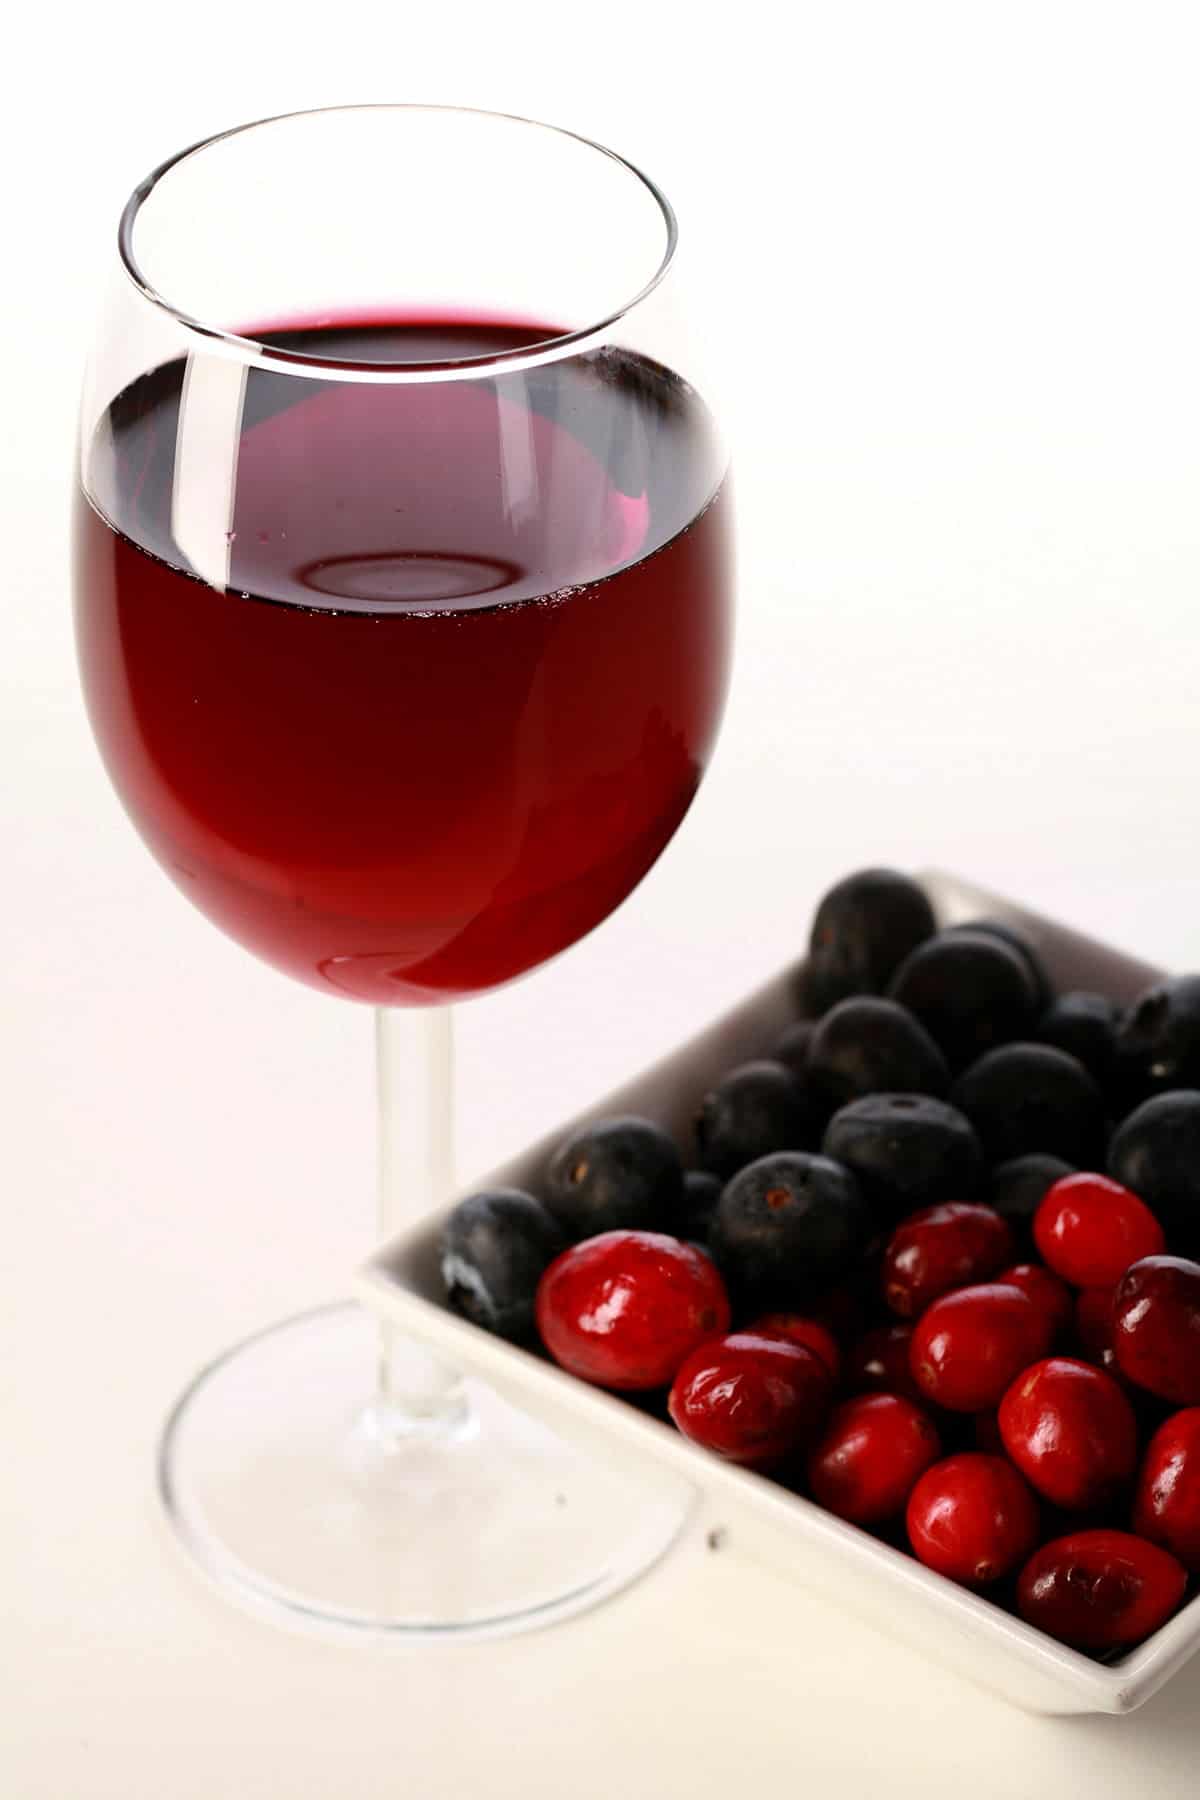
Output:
[{"left": 75, "top": 319, "right": 732, "bottom": 1003}]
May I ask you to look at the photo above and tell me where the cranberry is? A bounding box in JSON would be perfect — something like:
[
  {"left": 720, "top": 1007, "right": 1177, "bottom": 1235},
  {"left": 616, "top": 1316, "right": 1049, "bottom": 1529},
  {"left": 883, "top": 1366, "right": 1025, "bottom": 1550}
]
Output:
[
  {"left": 1133, "top": 1408, "right": 1200, "bottom": 1570},
  {"left": 883, "top": 1202, "right": 1013, "bottom": 1319},
  {"left": 998, "top": 1357, "right": 1139, "bottom": 1509},
  {"left": 910, "top": 1282, "right": 1055, "bottom": 1413},
  {"left": 1017, "top": 1530, "right": 1186, "bottom": 1649},
  {"left": 1074, "top": 1286, "right": 1118, "bottom": 1371},
  {"left": 1112, "top": 1255, "right": 1200, "bottom": 1404},
  {"left": 807, "top": 1394, "right": 942, "bottom": 1524},
  {"left": 536, "top": 1229, "right": 730, "bottom": 1390},
  {"left": 748, "top": 1312, "right": 842, "bottom": 1382},
  {"left": 906, "top": 1453, "right": 1040, "bottom": 1586},
  {"left": 668, "top": 1332, "right": 831, "bottom": 1469},
  {"left": 1034, "top": 1173, "right": 1165, "bottom": 1289},
  {"left": 846, "top": 1322, "right": 924, "bottom": 1403},
  {"left": 997, "top": 1263, "right": 1073, "bottom": 1340}
]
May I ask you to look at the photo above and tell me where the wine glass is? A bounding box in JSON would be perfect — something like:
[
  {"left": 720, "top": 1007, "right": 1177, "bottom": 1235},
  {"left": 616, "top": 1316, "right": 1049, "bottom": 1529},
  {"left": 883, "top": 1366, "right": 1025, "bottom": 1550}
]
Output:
[{"left": 73, "top": 104, "right": 734, "bottom": 1639}]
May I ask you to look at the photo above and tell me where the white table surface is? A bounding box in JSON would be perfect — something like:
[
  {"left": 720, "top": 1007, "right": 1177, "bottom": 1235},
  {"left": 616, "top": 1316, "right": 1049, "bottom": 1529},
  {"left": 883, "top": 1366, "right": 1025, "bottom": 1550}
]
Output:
[{"left": 8, "top": 4, "right": 1200, "bottom": 1792}]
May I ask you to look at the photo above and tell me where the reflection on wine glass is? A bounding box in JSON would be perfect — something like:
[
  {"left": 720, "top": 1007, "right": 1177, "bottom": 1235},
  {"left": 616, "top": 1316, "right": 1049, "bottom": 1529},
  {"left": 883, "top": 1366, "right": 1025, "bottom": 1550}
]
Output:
[{"left": 73, "top": 105, "right": 734, "bottom": 1638}]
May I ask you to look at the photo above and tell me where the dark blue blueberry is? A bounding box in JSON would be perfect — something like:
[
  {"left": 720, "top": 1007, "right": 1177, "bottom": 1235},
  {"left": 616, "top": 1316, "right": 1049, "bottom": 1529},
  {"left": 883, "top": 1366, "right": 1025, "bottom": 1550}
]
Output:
[
  {"left": 887, "top": 928, "right": 1039, "bottom": 1071},
  {"left": 544, "top": 1115, "right": 683, "bottom": 1237},
  {"left": 1036, "top": 991, "right": 1119, "bottom": 1089},
  {"left": 440, "top": 1189, "right": 566, "bottom": 1341},
  {"left": 695, "top": 1059, "right": 812, "bottom": 1181},
  {"left": 950, "top": 1042, "right": 1104, "bottom": 1164},
  {"left": 773, "top": 1019, "right": 817, "bottom": 1079},
  {"left": 710, "top": 1151, "right": 871, "bottom": 1303},
  {"left": 807, "top": 996, "right": 949, "bottom": 1110},
  {"left": 989, "top": 1153, "right": 1075, "bottom": 1246},
  {"left": 1108, "top": 1090, "right": 1200, "bottom": 1253},
  {"left": 679, "top": 1168, "right": 723, "bottom": 1243},
  {"left": 801, "top": 868, "right": 937, "bottom": 1014},
  {"left": 1113, "top": 976, "right": 1200, "bottom": 1108},
  {"left": 943, "top": 917, "right": 1054, "bottom": 1013},
  {"left": 821, "top": 1093, "right": 984, "bottom": 1220}
]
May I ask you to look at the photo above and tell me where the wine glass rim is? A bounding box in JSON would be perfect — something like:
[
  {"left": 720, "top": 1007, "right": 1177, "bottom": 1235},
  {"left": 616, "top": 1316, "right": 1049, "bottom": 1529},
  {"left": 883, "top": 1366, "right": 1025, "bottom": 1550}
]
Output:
[{"left": 116, "top": 102, "right": 679, "bottom": 378}]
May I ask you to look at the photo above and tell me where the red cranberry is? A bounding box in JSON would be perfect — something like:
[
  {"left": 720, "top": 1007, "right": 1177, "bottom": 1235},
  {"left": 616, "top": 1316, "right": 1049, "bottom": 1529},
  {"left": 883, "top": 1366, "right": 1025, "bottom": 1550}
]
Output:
[
  {"left": 1112, "top": 1255, "right": 1200, "bottom": 1404},
  {"left": 807, "top": 1394, "right": 942, "bottom": 1524},
  {"left": 1074, "top": 1286, "right": 1118, "bottom": 1370},
  {"left": 998, "top": 1357, "right": 1139, "bottom": 1509},
  {"left": 998, "top": 1263, "right": 1073, "bottom": 1340},
  {"left": 668, "top": 1332, "right": 831, "bottom": 1469},
  {"left": 748, "top": 1312, "right": 842, "bottom": 1382},
  {"left": 1017, "top": 1529, "right": 1186, "bottom": 1649},
  {"left": 910, "top": 1282, "right": 1055, "bottom": 1413},
  {"left": 536, "top": 1230, "right": 730, "bottom": 1390},
  {"left": 846, "top": 1322, "right": 924, "bottom": 1403},
  {"left": 1034, "top": 1173, "right": 1165, "bottom": 1289},
  {"left": 906, "top": 1452, "right": 1040, "bottom": 1586},
  {"left": 883, "top": 1202, "right": 1013, "bottom": 1319},
  {"left": 1133, "top": 1408, "right": 1200, "bottom": 1571}
]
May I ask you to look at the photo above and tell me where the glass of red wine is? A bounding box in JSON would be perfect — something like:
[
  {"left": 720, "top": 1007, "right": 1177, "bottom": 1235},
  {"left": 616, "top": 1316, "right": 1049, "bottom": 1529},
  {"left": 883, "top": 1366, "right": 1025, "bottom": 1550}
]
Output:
[{"left": 74, "top": 105, "right": 733, "bottom": 1639}]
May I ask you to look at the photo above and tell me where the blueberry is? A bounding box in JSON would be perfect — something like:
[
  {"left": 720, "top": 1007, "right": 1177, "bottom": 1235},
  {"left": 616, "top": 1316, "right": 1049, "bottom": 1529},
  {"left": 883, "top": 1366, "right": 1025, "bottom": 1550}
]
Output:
[
  {"left": 821, "top": 1093, "right": 984, "bottom": 1220},
  {"left": 950, "top": 1042, "right": 1104, "bottom": 1164},
  {"left": 773, "top": 1019, "right": 817, "bottom": 1079},
  {"left": 1036, "top": 992, "right": 1119, "bottom": 1088},
  {"left": 1113, "top": 976, "right": 1200, "bottom": 1107},
  {"left": 679, "top": 1168, "right": 723, "bottom": 1243},
  {"left": 989, "top": 1153, "right": 1075, "bottom": 1245},
  {"left": 943, "top": 918, "right": 1054, "bottom": 1013},
  {"left": 710, "top": 1152, "right": 871, "bottom": 1303},
  {"left": 1108, "top": 1091, "right": 1200, "bottom": 1253},
  {"left": 544, "top": 1115, "right": 683, "bottom": 1237},
  {"left": 887, "top": 928, "right": 1039, "bottom": 1070},
  {"left": 807, "top": 997, "right": 949, "bottom": 1110},
  {"left": 801, "top": 868, "right": 937, "bottom": 1014},
  {"left": 695, "top": 1059, "right": 812, "bottom": 1180},
  {"left": 441, "top": 1189, "right": 566, "bottom": 1341}
]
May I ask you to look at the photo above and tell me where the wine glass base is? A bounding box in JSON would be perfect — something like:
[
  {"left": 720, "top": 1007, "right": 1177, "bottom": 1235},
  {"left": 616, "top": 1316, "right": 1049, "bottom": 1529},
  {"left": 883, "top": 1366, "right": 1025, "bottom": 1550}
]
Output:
[{"left": 158, "top": 1301, "right": 695, "bottom": 1642}]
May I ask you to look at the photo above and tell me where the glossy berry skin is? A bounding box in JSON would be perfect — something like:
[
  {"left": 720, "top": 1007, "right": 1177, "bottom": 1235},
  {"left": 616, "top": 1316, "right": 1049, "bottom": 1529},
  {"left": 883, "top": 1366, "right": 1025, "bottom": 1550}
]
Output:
[
  {"left": 807, "top": 1394, "right": 942, "bottom": 1524},
  {"left": 950, "top": 1043, "right": 1103, "bottom": 1165},
  {"left": 696, "top": 1060, "right": 812, "bottom": 1180},
  {"left": 989, "top": 1154, "right": 1075, "bottom": 1249},
  {"left": 802, "top": 867, "right": 937, "bottom": 1014},
  {"left": 822, "top": 1094, "right": 984, "bottom": 1222},
  {"left": 710, "top": 1152, "right": 871, "bottom": 1305},
  {"left": 1114, "top": 975, "right": 1200, "bottom": 1106},
  {"left": 1033, "top": 1172, "right": 1165, "bottom": 1289},
  {"left": 998, "top": 1358, "right": 1139, "bottom": 1509},
  {"left": 998, "top": 1263, "right": 1074, "bottom": 1340},
  {"left": 748, "top": 1312, "right": 842, "bottom": 1381},
  {"left": 544, "top": 1116, "right": 683, "bottom": 1238},
  {"left": 887, "top": 929, "right": 1039, "bottom": 1072},
  {"left": 536, "top": 1230, "right": 730, "bottom": 1391},
  {"left": 943, "top": 918, "right": 1053, "bottom": 1014},
  {"left": 668, "top": 1333, "right": 832, "bottom": 1470},
  {"left": 882, "top": 1202, "right": 1014, "bottom": 1319},
  {"left": 906, "top": 1453, "right": 1041, "bottom": 1587},
  {"left": 1036, "top": 991, "right": 1119, "bottom": 1088},
  {"left": 910, "top": 1283, "right": 1055, "bottom": 1413},
  {"left": 1108, "top": 1093, "right": 1200, "bottom": 1254},
  {"left": 440, "top": 1188, "right": 567, "bottom": 1342},
  {"left": 1111, "top": 1255, "right": 1200, "bottom": 1404},
  {"left": 1133, "top": 1409, "right": 1200, "bottom": 1571},
  {"left": 846, "top": 1323, "right": 924, "bottom": 1403},
  {"left": 1017, "top": 1530, "right": 1186, "bottom": 1650},
  {"left": 806, "top": 998, "right": 949, "bottom": 1110}
]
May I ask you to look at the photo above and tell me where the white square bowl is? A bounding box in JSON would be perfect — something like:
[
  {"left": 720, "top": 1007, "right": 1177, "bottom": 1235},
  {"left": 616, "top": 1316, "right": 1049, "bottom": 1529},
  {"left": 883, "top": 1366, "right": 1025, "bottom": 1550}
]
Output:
[{"left": 356, "top": 871, "right": 1200, "bottom": 1714}]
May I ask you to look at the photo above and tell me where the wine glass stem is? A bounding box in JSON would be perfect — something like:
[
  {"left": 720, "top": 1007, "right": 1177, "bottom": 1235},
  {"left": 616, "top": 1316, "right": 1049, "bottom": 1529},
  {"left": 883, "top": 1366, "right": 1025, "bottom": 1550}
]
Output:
[{"left": 369, "top": 1003, "right": 469, "bottom": 1440}]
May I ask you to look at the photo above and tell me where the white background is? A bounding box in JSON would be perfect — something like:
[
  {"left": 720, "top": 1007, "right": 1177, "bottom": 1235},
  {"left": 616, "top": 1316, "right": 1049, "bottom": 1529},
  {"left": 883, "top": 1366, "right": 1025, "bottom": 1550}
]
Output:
[{"left": 7, "top": 3, "right": 1200, "bottom": 1793}]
